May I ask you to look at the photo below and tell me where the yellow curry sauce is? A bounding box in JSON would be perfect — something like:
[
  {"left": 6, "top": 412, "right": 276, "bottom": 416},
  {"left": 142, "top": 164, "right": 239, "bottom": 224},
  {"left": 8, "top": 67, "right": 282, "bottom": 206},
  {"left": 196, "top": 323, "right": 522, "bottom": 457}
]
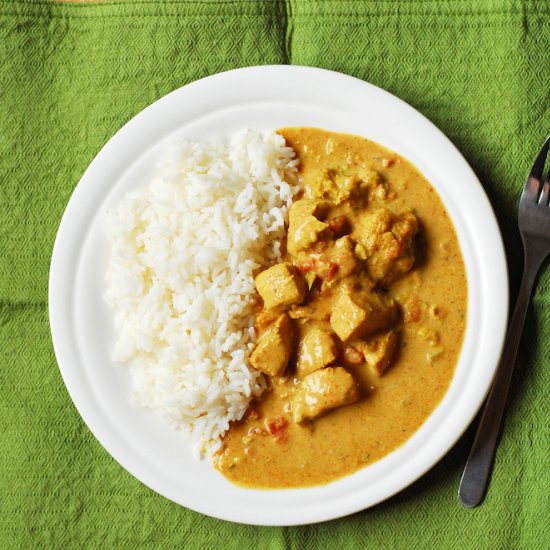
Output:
[{"left": 215, "top": 128, "right": 467, "bottom": 488}]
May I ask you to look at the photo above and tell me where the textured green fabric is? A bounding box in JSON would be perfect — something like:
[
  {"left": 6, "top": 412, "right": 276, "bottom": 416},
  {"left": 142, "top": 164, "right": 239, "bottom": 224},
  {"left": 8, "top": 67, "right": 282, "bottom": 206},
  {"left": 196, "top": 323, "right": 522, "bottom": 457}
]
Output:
[{"left": 1, "top": 0, "right": 549, "bottom": 547}]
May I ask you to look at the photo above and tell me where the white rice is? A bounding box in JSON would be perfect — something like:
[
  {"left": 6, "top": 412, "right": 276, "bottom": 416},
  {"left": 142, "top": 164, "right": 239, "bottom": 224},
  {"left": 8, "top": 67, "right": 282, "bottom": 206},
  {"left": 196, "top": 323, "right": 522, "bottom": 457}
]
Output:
[{"left": 104, "top": 130, "right": 299, "bottom": 457}]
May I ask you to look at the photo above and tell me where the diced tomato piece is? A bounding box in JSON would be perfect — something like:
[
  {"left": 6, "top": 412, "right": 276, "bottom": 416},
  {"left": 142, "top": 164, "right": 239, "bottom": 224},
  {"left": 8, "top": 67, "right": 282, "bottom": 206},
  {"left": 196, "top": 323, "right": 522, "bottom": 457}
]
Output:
[
  {"left": 265, "top": 416, "right": 289, "bottom": 443},
  {"left": 265, "top": 416, "right": 288, "bottom": 435},
  {"left": 295, "top": 259, "right": 316, "bottom": 273},
  {"left": 404, "top": 295, "right": 421, "bottom": 323},
  {"left": 327, "top": 216, "right": 348, "bottom": 236}
]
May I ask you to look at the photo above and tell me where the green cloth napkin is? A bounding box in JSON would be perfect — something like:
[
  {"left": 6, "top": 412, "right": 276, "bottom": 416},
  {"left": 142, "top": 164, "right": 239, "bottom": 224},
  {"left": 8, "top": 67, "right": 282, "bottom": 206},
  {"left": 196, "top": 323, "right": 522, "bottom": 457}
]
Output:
[{"left": 1, "top": 0, "right": 548, "bottom": 547}]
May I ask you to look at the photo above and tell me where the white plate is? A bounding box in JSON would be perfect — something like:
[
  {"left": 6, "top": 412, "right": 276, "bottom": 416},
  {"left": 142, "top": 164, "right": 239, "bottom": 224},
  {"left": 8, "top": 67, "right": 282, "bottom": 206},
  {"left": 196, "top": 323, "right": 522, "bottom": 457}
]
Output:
[{"left": 49, "top": 65, "right": 508, "bottom": 526}]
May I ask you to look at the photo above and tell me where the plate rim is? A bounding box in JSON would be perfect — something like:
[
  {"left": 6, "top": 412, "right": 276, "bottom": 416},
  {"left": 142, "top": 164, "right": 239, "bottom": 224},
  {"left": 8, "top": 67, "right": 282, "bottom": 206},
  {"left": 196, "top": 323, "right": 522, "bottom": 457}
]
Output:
[{"left": 49, "top": 64, "right": 509, "bottom": 526}]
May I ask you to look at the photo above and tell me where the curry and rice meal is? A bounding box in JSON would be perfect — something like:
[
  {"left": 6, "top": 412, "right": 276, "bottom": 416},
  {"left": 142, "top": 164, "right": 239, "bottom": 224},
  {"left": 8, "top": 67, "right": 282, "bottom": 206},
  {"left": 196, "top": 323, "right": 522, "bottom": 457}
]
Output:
[{"left": 105, "top": 127, "right": 467, "bottom": 489}]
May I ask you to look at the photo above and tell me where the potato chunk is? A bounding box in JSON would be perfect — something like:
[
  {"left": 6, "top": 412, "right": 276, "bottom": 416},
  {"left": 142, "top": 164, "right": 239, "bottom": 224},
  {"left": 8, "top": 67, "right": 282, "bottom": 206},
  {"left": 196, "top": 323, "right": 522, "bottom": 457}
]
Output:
[
  {"left": 352, "top": 208, "right": 418, "bottom": 284},
  {"left": 296, "top": 328, "right": 338, "bottom": 377},
  {"left": 254, "top": 263, "right": 306, "bottom": 310},
  {"left": 355, "top": 331, "right": 397, "bottom": 376},
  {"left": 287, "top": 199, "right": 328, "bottom": 255},
  {"left": 293, "top": 367, "right": 359, "bottom": 423},
  {"left": 330, "top": 291, "right": 396, "bottom": 342},
  {"left": 249, "top": 314, "right": 293, "bottom": 377}
]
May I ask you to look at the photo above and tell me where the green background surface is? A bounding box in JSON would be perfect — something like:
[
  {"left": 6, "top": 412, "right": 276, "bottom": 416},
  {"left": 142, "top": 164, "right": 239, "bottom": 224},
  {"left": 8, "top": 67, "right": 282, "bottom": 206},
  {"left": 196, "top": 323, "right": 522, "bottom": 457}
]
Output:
[{"left": 1, "top": 0, "right": 549, "bottom": 548}]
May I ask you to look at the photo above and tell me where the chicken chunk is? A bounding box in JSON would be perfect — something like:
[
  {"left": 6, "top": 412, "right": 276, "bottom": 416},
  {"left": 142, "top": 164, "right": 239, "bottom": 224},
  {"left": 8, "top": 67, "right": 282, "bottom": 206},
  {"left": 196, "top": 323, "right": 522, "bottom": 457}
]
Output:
[
  {"left": 249, "top": 314, "right": 293, "bottom": 377},
  {"left": 330, "top": 290, "right": 396, "bottom": 342},
  {"left": 287, "top": 199, "right": 328, "bottom": 255},
  {"left": 296, "top": 327, "right": 338, "bottom": 377},
  {"left": 254, "top": 309, "right": 280, "bottom": 331},
  {"left": 355, "top": 331, "right": 397, "bottom": 376},
  {"left": 352, "top": 208, "right": 418, "bottom": 284},
  {"left": 306, "top": 169, "right": 380, "bottom": 205},
  {"left": 292, "top": 236, "right": 358, "bottom": 293},
  {"left": 288, "top": 198, "right": 320, "bottom": 220},
  {"left": 329, "top": 235, "right": 358, "bottom": 280},
  {"left": 293, "top": 367, "right": 359, "bottom": 423},
  {"left": 254, "top": 263, "right": 307, "bottom": 310}
]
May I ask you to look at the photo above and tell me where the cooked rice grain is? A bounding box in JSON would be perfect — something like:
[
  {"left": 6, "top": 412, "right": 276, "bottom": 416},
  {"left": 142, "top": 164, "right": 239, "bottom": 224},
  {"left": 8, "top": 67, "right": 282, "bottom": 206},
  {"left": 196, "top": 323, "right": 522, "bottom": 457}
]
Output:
[{"left": 104, "top": 130, "right": 298, "bottom": 457}]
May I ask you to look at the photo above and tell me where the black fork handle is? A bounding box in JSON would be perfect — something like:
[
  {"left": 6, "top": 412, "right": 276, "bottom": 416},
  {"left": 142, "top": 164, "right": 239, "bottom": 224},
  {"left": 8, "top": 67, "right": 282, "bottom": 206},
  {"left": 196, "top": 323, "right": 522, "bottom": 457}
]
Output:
[{"left": 458, "top": 245, "right": 545, "bottom": 507}]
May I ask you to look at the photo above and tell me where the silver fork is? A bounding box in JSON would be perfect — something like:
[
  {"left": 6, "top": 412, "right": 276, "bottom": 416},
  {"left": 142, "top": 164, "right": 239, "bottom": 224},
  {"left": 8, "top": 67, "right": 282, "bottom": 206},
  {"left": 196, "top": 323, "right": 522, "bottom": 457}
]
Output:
[{"left": 458, "top": 135, "right": 550, "bottom": 507}]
